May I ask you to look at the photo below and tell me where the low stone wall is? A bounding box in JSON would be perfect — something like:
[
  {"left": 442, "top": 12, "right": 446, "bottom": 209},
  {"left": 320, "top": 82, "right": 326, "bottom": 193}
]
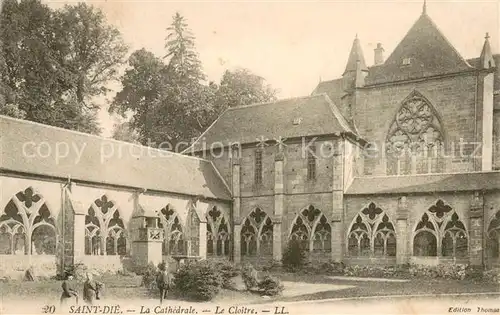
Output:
[
  {"left": 241, "top": 255, "right": 273, "bottom": 267},
  {"left": 409, "top": 256, "right": 469, "bottom": 266},
  {"left": 344, "top": 256, "right": 397, "bottom": 266},
  {"left": 0, "top": 255, "right": 57, "bottom": 280},
  {"left": 76, "top": 255, "right": 125, "bottom": 274}
]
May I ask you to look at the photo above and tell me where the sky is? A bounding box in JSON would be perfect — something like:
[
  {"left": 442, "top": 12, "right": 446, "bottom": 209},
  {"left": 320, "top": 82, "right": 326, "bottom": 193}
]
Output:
[{"left": 45, "top": 0, "right": 500, "bottom": 137}]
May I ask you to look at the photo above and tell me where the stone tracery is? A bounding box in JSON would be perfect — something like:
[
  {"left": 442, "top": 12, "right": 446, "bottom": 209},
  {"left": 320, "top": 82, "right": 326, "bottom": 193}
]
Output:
[
  {"left": 289, "top": 205, "right": 331, "bottom": 253},
  {"left": 0, "top": 187, "right": 56, "bottom": 255},
  {"left": 413, "top": 200, "right": 468, "bottom": 258},
  {"left": 347, "top": 202, "right": 396, "bottom": 257},
  {"left": 207, "top": 206, "right": 231, "bottom": 257},
  {"left": 241, "top": 208, "right": 273, "bottom": 257},
  {"left": 84, "top": 195, "right": 127, "bottom": 256},
  {"left": 386, "top": 91, "right": 444, "bottom": 175}
]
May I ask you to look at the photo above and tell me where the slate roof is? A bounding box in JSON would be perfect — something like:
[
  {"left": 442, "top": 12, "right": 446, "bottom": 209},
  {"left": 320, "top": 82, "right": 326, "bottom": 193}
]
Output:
[
  {"left": 187, "top": 94, "right": 359, "bottom": 152},
  {"left": 345, "top": 171, "right": 500, "bottom": 195},
  {"left": 343, "top": 37, "right": 369, "bottom": 75},
  {"left": 0, "top": 115, "right": 231, "bottom": 200},
  {"left": 364, "top": 12, "right": 473, "bottom": 85}
]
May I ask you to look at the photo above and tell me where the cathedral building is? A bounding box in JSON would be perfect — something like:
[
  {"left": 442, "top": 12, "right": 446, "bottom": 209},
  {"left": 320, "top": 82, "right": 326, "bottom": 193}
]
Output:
[{"left": 0, "top": 4, "right": 499, "bottom": 277}]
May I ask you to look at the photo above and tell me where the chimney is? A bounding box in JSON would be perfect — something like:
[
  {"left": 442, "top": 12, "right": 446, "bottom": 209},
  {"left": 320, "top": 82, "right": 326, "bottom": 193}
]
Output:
[{"left": 374, "top": 43, "right": 384, "bottom": 65}]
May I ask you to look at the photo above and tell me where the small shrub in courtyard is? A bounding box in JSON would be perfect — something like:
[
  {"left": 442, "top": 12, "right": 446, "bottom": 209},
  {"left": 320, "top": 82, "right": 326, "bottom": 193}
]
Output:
[
  {"left": 141, "top": 262, "right": 158, "bottom": 292},
  {"left": 213, "top": 260, "right": 240, "bottom": 289},
  {"left": 241, "top": 263, "right": 259, "bottom": 290},
  {"left": 174, "top": 260, "right": 223, "bottom": 301},
  {"left": 258, "top": 275, "right": 284, "bottom": 296},
  {"left": 282, "top": 240, "right": 307, "bottom": 272}
]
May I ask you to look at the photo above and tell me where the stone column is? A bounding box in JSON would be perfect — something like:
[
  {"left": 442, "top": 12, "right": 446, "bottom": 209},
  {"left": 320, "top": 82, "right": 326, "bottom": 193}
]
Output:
[
  {"left": 469, "top": 192, "right": 484, "bottom": 266},
  {"left": 231, "top": 153, "right": 242, "bottom": 264},
  {"left": 396, "top": 196, "right": 409, "bottom": 265},
  {"left": 331, "top": 215, "right": 343, "bottom": 262},
  {"left": 331, "top": 151, "right": 344, "bottom": 262},
  {"left": 199, "top": 221, "right": 207, "bottom": 260},
  {"left": 73, "top": 214, "right": 86, "bottom": 260},
  {"left": 273, "top": 151, "right": 285, "bottom": 261}
]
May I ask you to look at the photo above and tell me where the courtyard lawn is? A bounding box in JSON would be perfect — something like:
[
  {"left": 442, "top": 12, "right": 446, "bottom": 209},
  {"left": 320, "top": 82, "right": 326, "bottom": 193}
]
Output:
[
  {"left": 1, "top": 272, "right": 499, "bottom": 305},
  {"left": 270, "top": 271, "right": 500, "bottom": 302}
]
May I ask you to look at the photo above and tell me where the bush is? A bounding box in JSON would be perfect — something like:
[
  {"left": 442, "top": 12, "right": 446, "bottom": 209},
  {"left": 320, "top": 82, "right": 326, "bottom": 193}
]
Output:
[
  {"left": 343, "top": 265, "right": 410, "bottom": 279},
  {"left": 241, "top": 264, "right": 259, "bottom": 290},
  {"left": 315, "top": 261, "right": 345, "bottom": 275},
  {"left": 282, "top": 240, "right": 307, "bottom": 272},
  {"left": 213, "top": 260, "right": 240, "bottom": 289},
  {"left": 258, "top": 275, "right": 284, "bottom": 296},
  {"left": 482, "top": 269, "right": 500, "bottom": 284},
  {"left": 409, "top": 264, "right": 467, "bottom": 280},
  {"left": 141, "top": 262, "right": 159, "bottom": 292},
  {"left": 174, "top": 260, "right": 223, "bottom": 301}
]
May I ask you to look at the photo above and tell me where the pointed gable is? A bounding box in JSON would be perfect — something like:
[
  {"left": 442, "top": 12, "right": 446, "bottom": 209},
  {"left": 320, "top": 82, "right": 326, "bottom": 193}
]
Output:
[
  {"left": 343, "top": 36, "right": 368, "bottom": 75},
  {"left": 366, "top": 12, "right": 472, "bottom": 85}
]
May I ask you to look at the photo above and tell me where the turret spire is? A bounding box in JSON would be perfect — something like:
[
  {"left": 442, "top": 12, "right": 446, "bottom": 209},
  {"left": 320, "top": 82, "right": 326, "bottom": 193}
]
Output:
[
  {"left": 422, "top": 0, "right": 427, "bottom": 15},
  {"left": 343, "top": 35, "right": 368, "bottom": 76},
  {"left": 480, "top": 32, "right": 496, "bottom": 69}
]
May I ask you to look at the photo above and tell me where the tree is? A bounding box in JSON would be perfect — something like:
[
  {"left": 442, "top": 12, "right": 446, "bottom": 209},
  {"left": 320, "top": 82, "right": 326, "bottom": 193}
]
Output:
[
  {"left": 110, "top": 48, "right": 168, "bottom": 144},
  {"left": 111, "top": 121, "right": 140, "bottom": 144},
  {"left": 216, "top": 68, "right": 277, "bottom": 109},
  {"left": 0, "top": 0, "right": 127, "bottom": 134},
  {"left": 110, "top": 13, "right": 278, "bottom": 152}
]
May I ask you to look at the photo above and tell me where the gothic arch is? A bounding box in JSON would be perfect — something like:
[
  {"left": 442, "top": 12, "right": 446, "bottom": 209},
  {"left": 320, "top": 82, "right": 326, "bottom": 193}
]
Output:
[
  {"left": 241, "top": 207, "right": 273, "bottom": 257},
  {"left": 0, "top": 187, "right": 57, "bottom": 255},
  {"left": 346, "top": 202, "right": 396, "bottom": 257},
  {"left": 206, "top": 206, "right": 231, "bottom": 257},
  {"left": 85, "top": 194, "right": 127, "bottom": 256},
  {"left": 289, "top": 205, "right": 331, "bottom": 252},
  {"left": 385, "top": 90, "right": 446, "bottom": 175},
  {"left": 157, "top": 204, "right": 184, "bottom": 256},
  {"left": 412, "top": 199, "right": 468, "bottom": 258}
]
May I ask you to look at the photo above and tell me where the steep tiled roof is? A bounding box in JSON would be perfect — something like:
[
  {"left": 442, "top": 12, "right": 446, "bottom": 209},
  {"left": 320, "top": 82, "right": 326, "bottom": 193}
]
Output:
[
  {"left": 345, "top": 172, "right": 500, "bottom": 195},
  {"left": 365, "top": 12, "right": 473, "bottom": 85},
  {"left": 0, "top": 115, "right": 231, "bottom": 200},
  {"left": 188, "top": 94, "right": 358, "bottom": 152},
  {"left": 312, "top": 79, "right": 346, "bottom": 108},
  {"left": 343, "top": 37, "right": 369, "bottom": 75}
]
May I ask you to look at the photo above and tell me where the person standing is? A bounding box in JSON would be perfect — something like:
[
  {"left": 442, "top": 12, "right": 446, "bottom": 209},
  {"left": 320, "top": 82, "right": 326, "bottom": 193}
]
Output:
[
  {"left": 156, "top": 262, "right": 171, "bottom": 304},
  {"left": 83, "top": 273, "right": 97, "bottom": 305},
  {"left": 60, "top": 275, "right": 79, "bottom": 305}
]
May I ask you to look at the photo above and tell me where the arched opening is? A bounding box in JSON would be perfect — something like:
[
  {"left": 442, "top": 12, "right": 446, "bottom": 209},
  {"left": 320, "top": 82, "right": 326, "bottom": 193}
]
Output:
[
  {"left": 241, "top": 208, "right": 273, "bottom": 258},
  {"left": 347, "top": 203, "right": 396, "bottom": 257},
  {"left": 206, "top": 206, "right": 231, "bottom": 258},
  {"left": 0, "top": 188, "right": 56, "bottom": 255}
]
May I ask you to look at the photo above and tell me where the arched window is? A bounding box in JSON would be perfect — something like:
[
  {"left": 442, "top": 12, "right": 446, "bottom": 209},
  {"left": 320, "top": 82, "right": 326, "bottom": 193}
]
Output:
[
  {"left": 158, "top": 205, "right": 183, "bottom": 256},
  {"left": 85, "top": 195, "right": 127, "bottom": 256},
  {"left": 0, "top": 187, "right": 56, "bottom": 255},
  {"left": 206, "top": 206, "right": 231, "bottom": 257},
  {"left": 241, "top": 208, "right": 274, "bottom": 257},
  {"left": 289, "top": 205, "right": 331, "bottom": 252},
  {"left": 241, "top": 219, "right": 257, "bottom": 256},
  {"left": 386, "top": 91, "right": 444, "bottom": 175},
  {"left": 487, "top": 211, "right": 500, "bottom": 260},
  {"left": 413, "top": 200, "right": 467, "bottom": 258},
  {"left": 347, "top": 203, "right": 396, "bottom": 257}
]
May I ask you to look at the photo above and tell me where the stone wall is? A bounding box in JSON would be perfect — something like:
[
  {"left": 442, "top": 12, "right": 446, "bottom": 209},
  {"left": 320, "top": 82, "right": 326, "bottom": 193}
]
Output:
[{"left": 355, "top": 74, "right": 478, "bottom": 175}]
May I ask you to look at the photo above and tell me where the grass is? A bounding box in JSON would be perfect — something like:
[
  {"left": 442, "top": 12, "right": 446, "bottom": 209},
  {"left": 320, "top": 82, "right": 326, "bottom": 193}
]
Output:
[
  {"left": 271, "top": 271, "right": 500, "bottom": 302},
  {"left": 1, "top": 271, "right": 498, "bottom": 304}
]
